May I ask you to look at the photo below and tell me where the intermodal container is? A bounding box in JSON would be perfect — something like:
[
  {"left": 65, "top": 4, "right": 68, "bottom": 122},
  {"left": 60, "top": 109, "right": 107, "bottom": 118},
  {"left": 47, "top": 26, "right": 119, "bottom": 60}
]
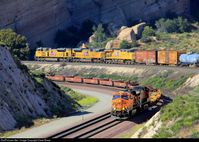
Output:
[
  {"left": 99, "top": 79, "right": 113, "bottom": 86},
  {"left": 83, "top": 78, "right": 99, "bottom": 85},
  {"left": 158, "top": 50, "right": 185, "bottom": 65},
  {"left": 135, "top": 50, "right": 157, "bottom": 64}
]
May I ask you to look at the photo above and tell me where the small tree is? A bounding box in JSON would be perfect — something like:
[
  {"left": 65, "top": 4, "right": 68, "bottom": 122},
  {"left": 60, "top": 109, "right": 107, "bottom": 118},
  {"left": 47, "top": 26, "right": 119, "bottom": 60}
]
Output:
[
  {"left": 142, "top": 26, "right": 155, "bottom": 38},
  {"left": 176, "top": 17, "right": 190, "bottom": 33},
  {"left": 0, "top": 29, "right": 30, "bottom": 60},
  {"left": 90, "top": 24, "right": 107, "bottom": 49},
  {"left": 141, "top": 26, "right": 155, "bottom": 43},
  {"left": 155, "top": 17, "right": 191, "bottom": 33}
]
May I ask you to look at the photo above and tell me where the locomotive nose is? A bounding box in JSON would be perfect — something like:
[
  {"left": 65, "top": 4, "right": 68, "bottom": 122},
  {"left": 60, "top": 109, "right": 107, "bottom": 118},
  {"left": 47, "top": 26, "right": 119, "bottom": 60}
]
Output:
[{"left": 112, "top": 99, "right": 126, "bottom": 111}]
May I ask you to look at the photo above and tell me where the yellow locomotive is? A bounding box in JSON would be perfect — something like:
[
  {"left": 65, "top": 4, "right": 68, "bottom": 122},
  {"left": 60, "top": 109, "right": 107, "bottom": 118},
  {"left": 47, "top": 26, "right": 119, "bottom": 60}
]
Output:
[
  {"left": 34, "top": 47, "right": 136, "bottom": 63},
  {"left": 35, "top": 48, "right": 73, "bottom": 61},
  {"left": 105, "top": 49, "right": 135, "bottom": 64}
]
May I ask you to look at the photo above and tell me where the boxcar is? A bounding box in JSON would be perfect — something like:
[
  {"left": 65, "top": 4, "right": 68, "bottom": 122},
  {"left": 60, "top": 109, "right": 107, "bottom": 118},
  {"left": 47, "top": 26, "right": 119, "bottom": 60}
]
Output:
[
  {"left": 158, "top": 50, "right": 185, "bottom": 65},
  {"left": 135, "top": 50, "right": 157, "bottom": 65}
]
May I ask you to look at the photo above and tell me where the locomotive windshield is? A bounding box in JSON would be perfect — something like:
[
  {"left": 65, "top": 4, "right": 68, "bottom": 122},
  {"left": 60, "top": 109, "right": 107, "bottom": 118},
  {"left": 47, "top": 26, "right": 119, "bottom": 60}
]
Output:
[
  {"left": 121, "top": 95, "right": 129, "bottom": 100},
  {"left": 112, "top": 95, "right": 120, "bottom": 100},
  {"left": 112, "top": 94, "right": 129, "bottom": 100}
]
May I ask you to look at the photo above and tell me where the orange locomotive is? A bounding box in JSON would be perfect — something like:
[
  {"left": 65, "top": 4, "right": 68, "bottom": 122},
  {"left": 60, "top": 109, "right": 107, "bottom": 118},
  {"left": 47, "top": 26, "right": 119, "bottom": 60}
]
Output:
[{"left": 111, "top": 86, "right": 161, "bottom": 119}]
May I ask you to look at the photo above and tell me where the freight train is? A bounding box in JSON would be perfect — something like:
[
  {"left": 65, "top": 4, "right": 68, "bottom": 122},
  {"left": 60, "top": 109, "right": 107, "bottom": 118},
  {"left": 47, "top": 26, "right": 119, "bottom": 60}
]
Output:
[
  {"left": 46, "top": 75, "right": 138, "bottom": 88},
  {"left": 35, "top": 47, "right": 199, "bottom": 67},
  {"left": 46, "top": 75, "right": 162, "bottom": 119}
]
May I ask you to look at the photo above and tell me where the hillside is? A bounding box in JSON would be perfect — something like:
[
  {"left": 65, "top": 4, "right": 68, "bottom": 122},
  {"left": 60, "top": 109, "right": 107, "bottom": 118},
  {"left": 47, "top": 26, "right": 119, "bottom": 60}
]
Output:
[
  {"left": 25, "top": 62, "right": 199, "bottom": 138},
  {"left": 0, "top": 46, "right": 78, "bottom": 132},
  {"left": 0, "top": 0, "right": 190, "bottom": 47}
]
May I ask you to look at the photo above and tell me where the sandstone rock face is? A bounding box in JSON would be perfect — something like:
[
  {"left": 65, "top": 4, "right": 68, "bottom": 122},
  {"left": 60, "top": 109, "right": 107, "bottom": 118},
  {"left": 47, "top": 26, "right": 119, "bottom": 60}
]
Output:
[
  {"left": 89, "top": 34, "right": 95, "bottom": 43},
  {"left": 117, "top": 27, "right": 137, "bottom": 42},
  {"left": 132, "top": 22, "right": 147, "bottom": 38},
  {"left": 0, "top": 0, "right": 190, "bottom": 48},
  {"left": 0, "top": 46, "right": 76, "bottom": 132},
  {"left": 105, "top": 39, "right": 122, "bottom": 49}
]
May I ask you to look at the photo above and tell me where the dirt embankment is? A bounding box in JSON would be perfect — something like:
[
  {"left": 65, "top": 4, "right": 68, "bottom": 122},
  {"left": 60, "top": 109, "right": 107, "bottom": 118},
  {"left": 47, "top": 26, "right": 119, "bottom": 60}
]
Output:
[
  {"left": 0, "top": 47, "right": 78, "bottom": 132},
  {"left": 25, "top": 62, "right": 198, "bottom": 94}
]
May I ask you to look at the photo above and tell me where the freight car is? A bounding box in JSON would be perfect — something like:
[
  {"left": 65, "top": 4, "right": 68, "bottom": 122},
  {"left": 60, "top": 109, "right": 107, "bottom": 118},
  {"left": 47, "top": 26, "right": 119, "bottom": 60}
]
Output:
[
  {"left": 46, "top": 75, "right": 65, "bottom": 82},
  {"left": 179, "top": 53, "right": 199, "bottom": 67},
  {"left": 99, "top": 79, "right": 113, "bottom": 86},
  {"left": 83, "top": 78, "right": 99, "bottom": 85},
  {"left": 35, "top": 47, "right": 199, "bottom": 68},
  {"left": 158, "top": 50, "right": 185, "bottom": 65},
  {"left": 65, "top": 76, "right": 83, "bottom": 83},
  {"left": 111, "top": 86, "right": 161, "bottom": 119},
  {"left": 135, "top": 50, "right": 157, "bottom": 65},
  {"left": 47, "top": 75, "right": 139, "bottom": 89}
]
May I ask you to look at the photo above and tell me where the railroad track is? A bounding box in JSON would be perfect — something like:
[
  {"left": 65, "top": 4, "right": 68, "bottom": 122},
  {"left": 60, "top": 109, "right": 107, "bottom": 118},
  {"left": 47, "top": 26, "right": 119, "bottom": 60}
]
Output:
[
  {"left": 22, "top": 61, "right": 199, "bottom": 74},
  {"left": 48, "top": 112, "right": 122, "bottom": 139},
  {"left": 48, "top": 97, "right": 170, "bottom": 139}
]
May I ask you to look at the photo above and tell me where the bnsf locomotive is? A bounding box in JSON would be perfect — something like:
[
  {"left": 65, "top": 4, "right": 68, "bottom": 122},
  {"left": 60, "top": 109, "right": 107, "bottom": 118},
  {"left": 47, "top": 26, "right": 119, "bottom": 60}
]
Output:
[
  {"left": 35, "top": 47, "right": 199, "bottom": 67},
  {"left": 111, "top": 86, "right": 161, "bottom": 119}
]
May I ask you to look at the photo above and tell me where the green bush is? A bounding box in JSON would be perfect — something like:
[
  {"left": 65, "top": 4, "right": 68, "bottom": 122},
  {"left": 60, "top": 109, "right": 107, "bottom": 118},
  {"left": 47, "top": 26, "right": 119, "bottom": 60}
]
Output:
[
  {"left": 0, "top": 29, "right": 30, "bottom": 60},
  {"left": 141, "top": 26, "right": 156, "bottom": 43},
  {"left": 155, "top": 17, "right": 191, "bottom": 33},
  {"left": 120, "top": 40, "right": 137, "bottom": 49},
  {"left": 154, "top": 86, "right": 199, "bottom": 138}
]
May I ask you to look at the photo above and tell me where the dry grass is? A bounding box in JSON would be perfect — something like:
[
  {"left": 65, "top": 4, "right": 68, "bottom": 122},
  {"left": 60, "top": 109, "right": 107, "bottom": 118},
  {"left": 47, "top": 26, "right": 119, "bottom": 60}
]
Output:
[{"left": 140, "top": 31, "right": 199, "bottom": 52}]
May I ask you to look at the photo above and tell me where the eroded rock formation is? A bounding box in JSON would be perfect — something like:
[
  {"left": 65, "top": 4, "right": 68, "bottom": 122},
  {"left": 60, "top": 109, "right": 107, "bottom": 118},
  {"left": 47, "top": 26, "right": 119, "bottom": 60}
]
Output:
[
  {"left": 0, "top": 0, "right": 190, "bottom": 47},
  {"left": 0, "top": 46, "right": 76, "bottom": 132}
]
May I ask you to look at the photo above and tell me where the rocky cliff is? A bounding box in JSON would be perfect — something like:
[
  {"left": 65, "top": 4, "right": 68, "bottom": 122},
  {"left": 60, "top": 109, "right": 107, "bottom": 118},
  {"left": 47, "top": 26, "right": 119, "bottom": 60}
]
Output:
[
  {"left": 0, "top": 0, "right": 190, "bottom": 48},
  {"left": 0, "top": 46, "right": 76, "bottom": 132}
]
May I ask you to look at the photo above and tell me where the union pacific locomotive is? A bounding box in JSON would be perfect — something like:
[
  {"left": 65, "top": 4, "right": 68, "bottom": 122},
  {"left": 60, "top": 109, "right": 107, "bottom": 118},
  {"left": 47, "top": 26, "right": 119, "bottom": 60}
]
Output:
[{"left": 35, "top": 47, "right": 199, "bottom": 67}]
